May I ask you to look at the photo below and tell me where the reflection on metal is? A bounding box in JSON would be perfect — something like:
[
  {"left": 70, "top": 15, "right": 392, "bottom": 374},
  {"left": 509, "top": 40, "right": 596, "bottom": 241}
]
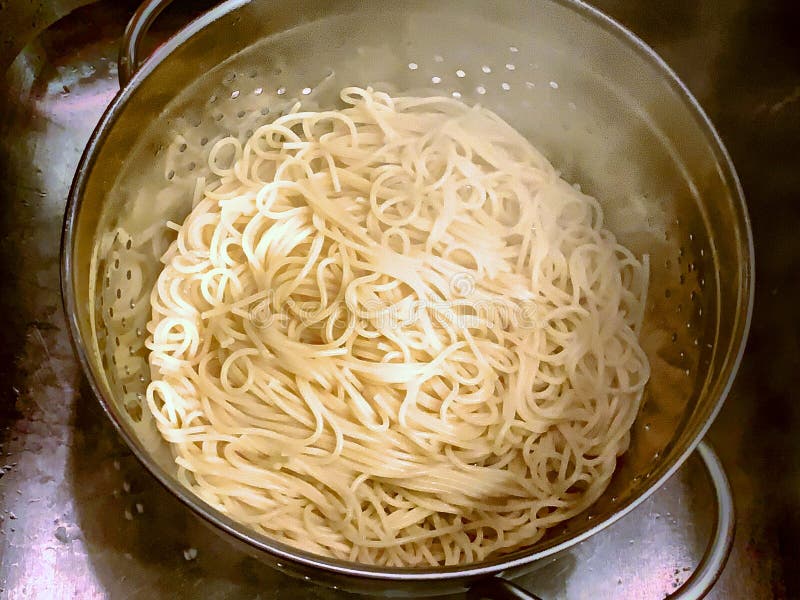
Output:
[{"left": 0, "top": 0, "right": 99, "bottom": 73}]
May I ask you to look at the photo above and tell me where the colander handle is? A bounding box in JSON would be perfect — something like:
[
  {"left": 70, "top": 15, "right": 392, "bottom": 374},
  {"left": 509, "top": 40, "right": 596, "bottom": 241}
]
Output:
[
  {"left": 469, "top": 440, "right": 735, "bottom": 600},
  {"left": 118, "top": 0, "right": 175, "bottom": 86},
  {"left": 662, "top": 440, "right": 735, "bottom": 599}
]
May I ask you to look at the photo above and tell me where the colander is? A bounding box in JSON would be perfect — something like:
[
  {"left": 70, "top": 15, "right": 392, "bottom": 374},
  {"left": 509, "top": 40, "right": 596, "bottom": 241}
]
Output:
[{"left": 60, "top": 0, "right": 754, "bottom": 597}]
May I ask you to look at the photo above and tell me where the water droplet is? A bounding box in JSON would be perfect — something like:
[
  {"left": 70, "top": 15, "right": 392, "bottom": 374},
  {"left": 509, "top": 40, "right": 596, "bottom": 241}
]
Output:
[
  {"left": 183, "top": 547, "right": 198, "bottom": 561},
  {"left": 549, "top": 81, "right": 559, "bottom": 89},
  {"left": 501, "top": 82, "right": 511, "bottom": 91},
  {"left": 505, "top": 63, "right": 516, "bottom": 71},
  {"left": 408, "top": 62, "right": 418, "bottom": 70},
  {"left": 54, "top": 524, "right": 80, "bottom": 543},
  {"left": 456, "top": 69, "right": 465, "bottom": 78},
  {"left": 476, "top": 86, "right": 486, "bottom": 95},
  {"left": 481, "top": 65, "right": 492, "bottom": 74}
]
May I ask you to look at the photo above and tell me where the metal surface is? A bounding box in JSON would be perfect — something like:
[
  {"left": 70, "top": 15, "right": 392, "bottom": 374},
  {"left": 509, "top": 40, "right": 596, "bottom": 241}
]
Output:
[
  {"left": 0, "top": 0, "right": 793, "bottom": 598},
  {"left": 0, "top": 0, "right": 97, "bottom": 74},
  {"left": 668, "top": 442, "right": 735, "bottom": 600}
]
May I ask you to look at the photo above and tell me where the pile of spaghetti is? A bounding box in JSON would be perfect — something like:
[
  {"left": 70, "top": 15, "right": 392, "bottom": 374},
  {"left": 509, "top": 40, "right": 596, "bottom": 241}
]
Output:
[{"left": 145, "top": 87, "right": 650, "bottom": 566}]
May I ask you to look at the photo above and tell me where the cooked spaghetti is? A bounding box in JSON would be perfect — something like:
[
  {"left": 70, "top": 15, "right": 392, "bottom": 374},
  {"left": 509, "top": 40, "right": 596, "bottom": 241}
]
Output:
[{"left": 144, "top": 87, "right": 650, "bottom": 566}]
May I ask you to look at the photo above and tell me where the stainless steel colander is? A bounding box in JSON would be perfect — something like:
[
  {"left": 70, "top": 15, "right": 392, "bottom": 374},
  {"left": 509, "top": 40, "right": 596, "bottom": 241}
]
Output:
[{"left": 61, "top": 0, "right": 753, "bottom": 597}]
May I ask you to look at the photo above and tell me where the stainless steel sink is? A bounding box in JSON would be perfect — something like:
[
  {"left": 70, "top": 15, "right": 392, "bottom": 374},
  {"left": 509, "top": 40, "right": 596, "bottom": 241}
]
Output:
[{"left": 0, "top": 1, "right": 794, "bottom": 598}]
